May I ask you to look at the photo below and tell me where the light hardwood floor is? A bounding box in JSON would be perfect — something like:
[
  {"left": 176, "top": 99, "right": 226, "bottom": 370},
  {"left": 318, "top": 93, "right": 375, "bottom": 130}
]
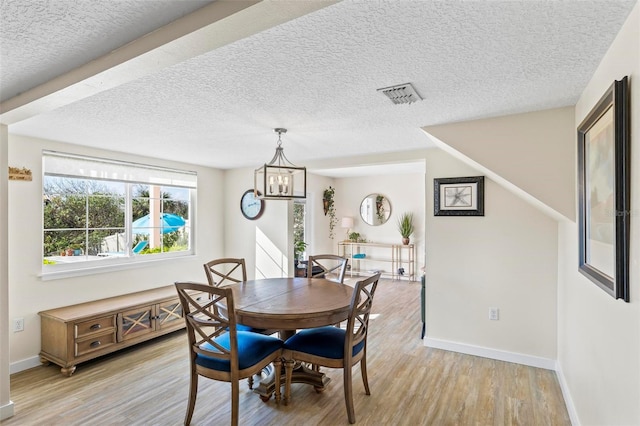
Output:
[{"left": 3, "top": 279, "right": 571, "bottom": 425}]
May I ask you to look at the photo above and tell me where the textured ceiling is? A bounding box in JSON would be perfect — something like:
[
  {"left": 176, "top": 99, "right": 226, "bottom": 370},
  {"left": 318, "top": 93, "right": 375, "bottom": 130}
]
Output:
[
  {"left": 0, "top": 0, "right": 636, "bottom": 172},
  {"left": 0, "top": 0, "right": 213, "bottom": 100}
]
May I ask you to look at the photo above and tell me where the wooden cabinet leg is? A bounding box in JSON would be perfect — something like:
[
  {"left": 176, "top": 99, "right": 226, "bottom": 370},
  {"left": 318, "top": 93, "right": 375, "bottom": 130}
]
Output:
[
  {"left": 61, "top": 366, "right": 76, "bottom": 377},
  {"left": 39, "top": 357, "right": 50, "bottom": 366}
]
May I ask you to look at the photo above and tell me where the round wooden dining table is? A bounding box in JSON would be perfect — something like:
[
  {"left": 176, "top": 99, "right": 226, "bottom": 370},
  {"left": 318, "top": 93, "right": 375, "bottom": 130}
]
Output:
[{"left": 226, "top": 277, "right": 353, "bottom": 400}]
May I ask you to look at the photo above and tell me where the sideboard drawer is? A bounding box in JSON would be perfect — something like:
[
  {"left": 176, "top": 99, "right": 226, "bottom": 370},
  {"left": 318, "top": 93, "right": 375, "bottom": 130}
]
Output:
[
  {"left": 75, "top": 316, "right": 116, "bottom": 338},
  {"left": 75, "top": 332, "right": 116, "bottom": 357}
]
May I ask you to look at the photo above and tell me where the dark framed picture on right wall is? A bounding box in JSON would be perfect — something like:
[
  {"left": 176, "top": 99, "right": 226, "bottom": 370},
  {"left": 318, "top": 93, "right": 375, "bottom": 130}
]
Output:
[
  {"left": 434, "top": 176, "right": 485, "bottom": 216},
  {"left": 577, "top": 76, "right": 630, "bottom": 302}
]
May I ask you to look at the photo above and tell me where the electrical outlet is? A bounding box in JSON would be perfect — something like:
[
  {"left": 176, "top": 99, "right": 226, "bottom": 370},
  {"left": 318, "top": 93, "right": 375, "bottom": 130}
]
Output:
[
  {"left": 13, "top": 318, "right": 24, "bottom": 332},
  {"left": 489, "top": 308, "right": 499, "bottom": 321}
]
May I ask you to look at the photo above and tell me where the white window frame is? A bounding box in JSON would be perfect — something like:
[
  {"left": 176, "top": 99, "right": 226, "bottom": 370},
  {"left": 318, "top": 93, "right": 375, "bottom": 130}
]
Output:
[{"left": 41, "top": 151, "right": 197, "bottom": 280}]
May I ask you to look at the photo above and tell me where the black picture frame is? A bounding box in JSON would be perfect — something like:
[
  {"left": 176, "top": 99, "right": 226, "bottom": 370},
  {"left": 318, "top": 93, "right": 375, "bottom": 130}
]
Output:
[
  {"left": 434, "top": 176, "right": 485, "bottom": 216},
  {"left": 577, "top": 76, "right": 630, "bottom": 302}
]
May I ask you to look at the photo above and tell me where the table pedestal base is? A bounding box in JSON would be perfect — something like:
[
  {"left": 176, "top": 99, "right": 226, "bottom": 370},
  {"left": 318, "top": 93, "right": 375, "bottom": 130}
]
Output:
[{"left": 253, "top": 363, "right": 330, "bottom": 401}]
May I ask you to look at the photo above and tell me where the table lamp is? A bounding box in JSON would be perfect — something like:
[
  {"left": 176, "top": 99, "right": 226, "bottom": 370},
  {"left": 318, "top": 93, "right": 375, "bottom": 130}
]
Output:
[{"left": 341, "top": 217, "right": 354, "bottom": 241}]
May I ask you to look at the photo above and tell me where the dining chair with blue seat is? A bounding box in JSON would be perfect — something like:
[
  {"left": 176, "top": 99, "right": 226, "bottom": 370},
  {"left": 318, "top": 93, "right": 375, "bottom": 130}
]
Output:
[
  {"left": 174, "top": 282, "right": 284, "bottom": 426},
  {"left": 282, "top": 272, "right": 381, "bottom": 424},
  {"left": 203, "top": 257, "right": 280, "bottom": 389}
]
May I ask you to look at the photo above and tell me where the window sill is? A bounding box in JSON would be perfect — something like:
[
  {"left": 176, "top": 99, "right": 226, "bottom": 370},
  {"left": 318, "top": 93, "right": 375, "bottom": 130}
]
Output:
[{"left": 40, "top": 252, "right": 194, "bottom": 281}]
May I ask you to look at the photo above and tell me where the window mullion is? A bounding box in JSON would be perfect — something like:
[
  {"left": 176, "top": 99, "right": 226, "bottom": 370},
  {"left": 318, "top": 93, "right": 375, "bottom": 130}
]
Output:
[{"left": 125, "top": 183, "right": 133, "bottom": 256}]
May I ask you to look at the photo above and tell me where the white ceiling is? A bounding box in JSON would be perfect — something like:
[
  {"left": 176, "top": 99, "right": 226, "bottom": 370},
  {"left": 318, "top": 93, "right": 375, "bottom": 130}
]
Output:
[{"left": 0, "top": 0, "right": 636, "bottom": 175}]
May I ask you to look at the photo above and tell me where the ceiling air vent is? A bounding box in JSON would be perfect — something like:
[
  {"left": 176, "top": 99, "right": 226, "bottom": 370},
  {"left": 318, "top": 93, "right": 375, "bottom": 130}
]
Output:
[{"left": 377, "top": 83, "right": 423, "bottom": 105}]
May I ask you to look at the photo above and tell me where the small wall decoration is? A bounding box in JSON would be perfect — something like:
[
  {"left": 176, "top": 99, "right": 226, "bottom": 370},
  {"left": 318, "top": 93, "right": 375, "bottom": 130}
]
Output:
[
  {"left": 323, "top": 186, "right": 337, "bottom": 239},
  {"left": 323, "top": 186, "right": 335, "bottom": 216},
  {"left": 577, "top": 76, "right": 630, "bottom": 302},
  {"left": 8, "top": 166, "right": 32, "bottom": 181},
  {"left": 434, "top": 176, "right": 484, "bottom": 216}
]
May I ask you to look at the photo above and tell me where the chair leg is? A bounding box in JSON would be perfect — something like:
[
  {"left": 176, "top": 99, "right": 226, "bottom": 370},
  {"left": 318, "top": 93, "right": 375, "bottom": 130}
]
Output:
[
  {"left": 343, "top": 366, "right": 356, "bottom": 424},
  {"left": 273, "top": 358, "right": 282, "bottom": 404},
  {"left": 284, "top": 359, "right": 295, "bottom": 406},
  {"left": 360, "top": 356, "right": 370, "bottom": 395},
  {"left": 231, "top": 379, "right": 239, "bottom": 426},
  {"left": 247, "top": 375, "right": 254, "bottom": 389},
  {"left": 185, "top": 370, "right": 198, "bottom": 425}
]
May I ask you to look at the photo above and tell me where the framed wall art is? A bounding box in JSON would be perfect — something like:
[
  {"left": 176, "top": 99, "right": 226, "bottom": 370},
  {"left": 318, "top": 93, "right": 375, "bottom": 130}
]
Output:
[
  {"left": 577, "top": 76, "right": 630, "bottom": 302},
  {"left": 434, "top": 176, "right": 484, "bottom": 216}
]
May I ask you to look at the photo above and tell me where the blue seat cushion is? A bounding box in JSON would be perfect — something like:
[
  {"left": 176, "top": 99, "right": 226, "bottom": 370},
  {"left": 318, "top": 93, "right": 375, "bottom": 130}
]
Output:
[
  {"left": 196, "top": 331, "right": 283, "bottom": 372},
  {"left": 283, "top": 326, "right": 364, "bottom": 359}
]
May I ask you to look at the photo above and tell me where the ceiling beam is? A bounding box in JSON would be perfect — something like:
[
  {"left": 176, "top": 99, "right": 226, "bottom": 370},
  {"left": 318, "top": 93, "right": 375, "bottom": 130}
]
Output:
[{"left": 0, "top": 0, "right": 339, "bottom": 125}]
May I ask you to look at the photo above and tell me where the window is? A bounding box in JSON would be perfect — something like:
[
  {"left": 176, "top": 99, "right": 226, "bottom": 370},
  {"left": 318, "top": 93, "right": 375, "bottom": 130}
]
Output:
[
  {"left": 42, "top": 151, "right": 196, "bottom": 276},
  {"left": 293, "top": 200, "right": 307, "bottom": 261}
]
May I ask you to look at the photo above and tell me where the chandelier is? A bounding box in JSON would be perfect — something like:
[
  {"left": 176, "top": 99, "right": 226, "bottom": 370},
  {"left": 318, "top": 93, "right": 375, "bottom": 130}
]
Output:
[{"left": 254, "top": 128, "right": 307, "bottom": 200}]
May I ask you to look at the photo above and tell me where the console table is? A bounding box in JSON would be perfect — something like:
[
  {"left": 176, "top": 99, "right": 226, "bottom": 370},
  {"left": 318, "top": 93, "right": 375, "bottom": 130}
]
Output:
[
  {"left": 39, "top": 285, "right": 195, "bottom": 376},
  {"left": 338, "top": 241, "right": 415, "bottom": 281}
]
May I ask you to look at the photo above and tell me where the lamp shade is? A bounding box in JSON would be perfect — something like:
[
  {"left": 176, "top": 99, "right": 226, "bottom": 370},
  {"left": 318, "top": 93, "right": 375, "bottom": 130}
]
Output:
[{"left": 341, "top": 217, "right": 354, "bottom": 228}]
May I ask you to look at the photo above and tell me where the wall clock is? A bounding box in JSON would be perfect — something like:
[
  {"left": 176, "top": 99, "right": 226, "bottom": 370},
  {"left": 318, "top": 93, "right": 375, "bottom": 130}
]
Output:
[{"left": 240, "top": 189, "right": 265, "bottom": 220}]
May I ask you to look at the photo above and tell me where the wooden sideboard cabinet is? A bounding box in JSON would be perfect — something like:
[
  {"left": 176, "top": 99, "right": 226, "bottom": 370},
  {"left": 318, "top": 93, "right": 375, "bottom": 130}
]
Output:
[{"left": 39, "top": 285, "right": 192, "bottom": 376}]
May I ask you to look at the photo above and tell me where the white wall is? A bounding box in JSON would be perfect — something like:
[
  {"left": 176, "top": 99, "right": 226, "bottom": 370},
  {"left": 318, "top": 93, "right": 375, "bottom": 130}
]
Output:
[
  {"left": 304, "top": 173, "right": 337, "bottom": 257},
  {"left": 223, "top": 167, "right": 335, "bottom": 278},
  {"left": 1, "top": 124, "right": 12, "bottom": 419},
  {"left": 424, "top": 149, "right": 559, "bottom": 363},
  {"left": 222, "top": 147, "right": 558, "bottom": 367},
  {"left": 426, "top": 106, "right": 576, "bottom": 221},
  {"left": 223, "top": 167, "right": 290, "bottom": 278},
  {"left": 220, "top": 164, "right": 427, "bottom": 278},
  {"left": 7, "top": 134, "right": 224, "bottom": 367},
  {"left": 558, "top": 3, "right": 640, "bottom": 425},
  {"left": 336, "top": 172, "right": 426, "bottom": 275}
]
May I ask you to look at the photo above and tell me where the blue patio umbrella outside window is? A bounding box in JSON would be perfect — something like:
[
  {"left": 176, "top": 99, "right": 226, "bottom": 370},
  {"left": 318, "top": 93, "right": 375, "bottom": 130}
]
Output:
[{"left": 132, "top": 213, "right": 186, "bottom": 235}]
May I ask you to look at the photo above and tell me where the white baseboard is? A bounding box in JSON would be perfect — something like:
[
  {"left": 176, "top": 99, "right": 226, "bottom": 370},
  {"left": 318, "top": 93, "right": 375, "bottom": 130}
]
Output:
[
  {"left": 554, "top": 362, "right": 580, "bottom": 426},
  {"left": 0, "top": 401, "right": 15, "bottom": 421},
  {"left": 10, "top": 355, "right": 41, "bottom": 375},
  {"left": 423, "top": 337, "right": 556, "bottom": 370}
]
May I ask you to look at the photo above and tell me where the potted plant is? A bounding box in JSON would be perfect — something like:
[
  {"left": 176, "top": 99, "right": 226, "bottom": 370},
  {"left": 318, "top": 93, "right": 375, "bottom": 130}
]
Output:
[
  {"left": 397, "top": 212, "right": 414, "bottom": 245},
  {"left": 294, "top": 239, "right": 308, "bottom": 266},
  {"left": 348, "top": 232, "right": 361, "bottom": 242}
]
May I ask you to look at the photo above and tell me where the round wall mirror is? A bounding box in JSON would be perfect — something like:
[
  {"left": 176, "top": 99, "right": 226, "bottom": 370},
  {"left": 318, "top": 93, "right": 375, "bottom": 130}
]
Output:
[{"left": 360, "top": 193, "right": 391, "bottom": 226}]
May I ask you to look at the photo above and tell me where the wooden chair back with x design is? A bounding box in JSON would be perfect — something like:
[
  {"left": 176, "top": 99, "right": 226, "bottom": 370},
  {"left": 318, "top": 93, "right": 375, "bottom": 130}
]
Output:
[
  {"left": 203, "top": 258, "right": 247, "bottom": 287},
  {"left": 175, "top": 282, "right": 283, "bottom": 426},
  {"left": 203, "top": 258, "right": 245, "bottom": 323},
  {"left": 307, "top": 254, "right": 348, "bottom": 283}
]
